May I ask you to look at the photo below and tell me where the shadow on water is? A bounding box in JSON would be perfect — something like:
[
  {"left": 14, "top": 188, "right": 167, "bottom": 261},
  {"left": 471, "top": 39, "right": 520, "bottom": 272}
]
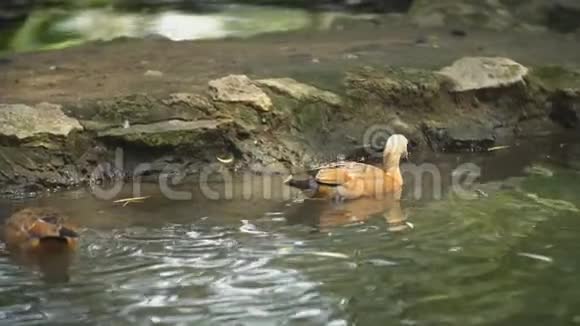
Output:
[{"left": 0, "top": 135, "right": 579, "bottom": 324}]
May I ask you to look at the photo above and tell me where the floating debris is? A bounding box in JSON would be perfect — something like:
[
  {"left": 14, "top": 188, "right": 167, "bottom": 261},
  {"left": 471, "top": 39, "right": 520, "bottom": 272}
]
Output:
[
  {"left": 308, "top": 251, "right": 349, "bottom": 259},
  {"left": 144, "top": 70, "right": 163, "bottom": 77},
  {"left": 239, "top": 220, "right": 267, "bottom": 235},
  {"left": 113, "top": 196, "right": 150, "bottom": 207},
  {"left": 488, "top": 145, "right": 510, "bottom": 152},
  {"left": 517, "top": 252, "right": 553, "bottom": 263},
  {"left": 216, "top": 155, "right": 234, "bottom": 164},
  {"left": 367, "top": 258, "right": 398, "bottom": 267},
  {"left": 475, "top": 189, "right": 489, "bottom": 198}
]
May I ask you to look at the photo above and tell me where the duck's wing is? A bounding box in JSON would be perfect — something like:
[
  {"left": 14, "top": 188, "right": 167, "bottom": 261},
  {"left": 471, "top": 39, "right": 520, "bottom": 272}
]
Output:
[{"left": 314, "top": 162, "right": 385, "bottom": 186}]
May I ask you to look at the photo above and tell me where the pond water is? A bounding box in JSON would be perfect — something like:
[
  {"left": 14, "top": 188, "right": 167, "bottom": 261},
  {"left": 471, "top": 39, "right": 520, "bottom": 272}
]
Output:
[{"left": 1, "top": 136, "right": 579, "bottom": 325}]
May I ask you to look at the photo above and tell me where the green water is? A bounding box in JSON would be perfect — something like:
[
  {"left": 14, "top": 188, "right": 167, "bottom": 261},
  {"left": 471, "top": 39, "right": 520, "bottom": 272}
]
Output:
[{"left": 1, "top": 137, "right": 579, "bottom": 325}]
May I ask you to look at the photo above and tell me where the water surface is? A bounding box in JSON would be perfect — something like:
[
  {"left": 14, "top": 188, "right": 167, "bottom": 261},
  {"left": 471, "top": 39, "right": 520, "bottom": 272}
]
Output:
[{"left": 0, "top": 136, "right": 579, "bottom": 325}]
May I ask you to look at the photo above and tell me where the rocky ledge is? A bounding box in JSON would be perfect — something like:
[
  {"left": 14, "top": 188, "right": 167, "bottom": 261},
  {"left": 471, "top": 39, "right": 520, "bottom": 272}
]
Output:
[{"left": 0, "top": 56, "right": 579, "bottom": 198}]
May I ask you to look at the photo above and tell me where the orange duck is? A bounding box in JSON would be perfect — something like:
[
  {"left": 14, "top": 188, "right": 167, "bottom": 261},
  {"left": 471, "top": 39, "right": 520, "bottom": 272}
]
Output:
[
  {"left": 285, "top": 134, "right": 409, "bottom": 201},
  {"left": 3, "top": 207, "right": 79, "bottom": 254}
]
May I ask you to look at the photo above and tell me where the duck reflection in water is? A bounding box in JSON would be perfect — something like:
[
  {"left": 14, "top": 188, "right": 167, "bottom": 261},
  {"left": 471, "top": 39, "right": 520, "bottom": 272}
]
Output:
[
  {"left": 2, "top": 207, "right": 79, "bottom": 282},
  {"left": 286, "top": 197, "right": 410, "bottom": 232}
]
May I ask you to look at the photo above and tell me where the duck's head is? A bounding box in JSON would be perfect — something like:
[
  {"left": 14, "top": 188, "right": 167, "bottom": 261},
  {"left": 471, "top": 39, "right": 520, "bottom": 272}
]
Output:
[{"left": 383, "top": 134, "right": 409, "bottom": 159}]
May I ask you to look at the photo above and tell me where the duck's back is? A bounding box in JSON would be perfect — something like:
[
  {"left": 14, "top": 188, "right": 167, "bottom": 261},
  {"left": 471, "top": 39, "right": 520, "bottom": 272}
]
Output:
[
  {"left": 314, "top": 162, "right": 400, "bottom": 200},
  {"left": 3, "top": 208, "right": 79, "bottom": 253}
]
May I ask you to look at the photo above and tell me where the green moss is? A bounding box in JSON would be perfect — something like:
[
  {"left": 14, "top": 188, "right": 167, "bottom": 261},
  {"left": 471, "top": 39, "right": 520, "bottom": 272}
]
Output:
[
  {"left": 344, "top": 66, "right": 443, "bottom": 104},
  {"left": 529, "top": 65, "right": 580, "bottom": 91}
]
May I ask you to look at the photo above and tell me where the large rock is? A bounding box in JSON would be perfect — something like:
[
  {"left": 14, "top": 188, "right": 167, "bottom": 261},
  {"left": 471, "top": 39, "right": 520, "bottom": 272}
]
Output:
[
  {"left": 97, "top": 119, "right": 238, "bottom": 147},
  {"left": 438, "top": 57, "right": 529, "bottom": 92},
  {"left": 0, "top": 103, "right": 83, "bottom": 142},
  {"left": 255, "top": 78, "right": 342, "bottom": 107},
  {"left": 209, "top": 75, "right": 272, "bottom": 112},
  {"left": 65, "top": 93, "right": 216, "bottom": 131}
]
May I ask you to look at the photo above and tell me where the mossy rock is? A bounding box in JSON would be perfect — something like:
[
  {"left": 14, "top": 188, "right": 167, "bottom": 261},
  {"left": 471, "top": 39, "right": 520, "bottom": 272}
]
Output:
[
  {"left": 65, "top": 93, "right": 215, "bottom": 128},
  {"left": 344, "top": 66, "right": 445, "bottom": 106},
  {"left": 529, "top": 65, "right": 580, "bottom": 92},
  {"left": 96, "top": 119, "right": 240, "bottom": 150}
]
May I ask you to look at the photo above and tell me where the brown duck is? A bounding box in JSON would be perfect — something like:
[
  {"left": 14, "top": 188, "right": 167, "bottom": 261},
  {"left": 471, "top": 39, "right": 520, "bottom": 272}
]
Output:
[
  {"left": 3, "top": 207, "right": 79, "bottom": 254},
  {"left": 285, "top": 134, "right": 409, "bottom": 201}
]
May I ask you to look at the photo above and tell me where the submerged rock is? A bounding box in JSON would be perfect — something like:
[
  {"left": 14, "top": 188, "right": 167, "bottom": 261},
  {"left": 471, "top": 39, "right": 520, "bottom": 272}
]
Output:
[
  {"left": 255, "top": 78, "right": 342, "bottom": 107},
  {"left": 438, "top": 57, "right": 529, "bottom": 92},
  {"left": 209, "top": 74, "right": 273, "bottom": 112},
  {"left": 0, "top": 103, "right": 83, "bottom": 143}
]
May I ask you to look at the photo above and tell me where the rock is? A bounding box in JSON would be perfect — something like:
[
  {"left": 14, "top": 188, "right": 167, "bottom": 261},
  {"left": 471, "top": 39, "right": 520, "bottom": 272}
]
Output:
[
  {"left": 66, "top": 94, "right": 214, "bottom": 130},
  {"left": 0, "top": 103, "right": 83, "bottom": 143},
  {"left": 438, "top": 57, "right": 529, "bottom": 92},
  {"left": 97, "top": 119, "right": 237, "bottom": 148},
  {"left": 549, "top": 89, "right": 580, "bottom": 129},
  {"left": 255, "top": 78, "right": 342, "bottom": 107},
  {"left": 344, "top": 66, "right": 443, "bottom": 104},
  {"left": 209, "top": 75, "right": 273, "bottom": 112},
  {"left": 423, "top": 121, "right": 496, "bottom": 152},
  {"left": 530, "top": 66, "right": 580, "bottom": 92}
]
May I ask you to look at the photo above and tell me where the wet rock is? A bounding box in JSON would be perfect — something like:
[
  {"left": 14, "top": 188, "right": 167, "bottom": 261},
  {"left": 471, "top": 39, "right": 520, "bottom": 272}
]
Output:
[
  {"left": 0, "top": 103, "right": 83, "bottom": 144},
  {"left": 209, "top": 75, "right": 272, "bottom": 112},
  {"left": 423, "top": 121, "right": 496, "bottom": 152},
  {"left": 255, "top": 78, "right": 342, "bottom": 107},
  {"left": 65, "top": 94, "right": 214, "bottom": 130},
  {"left": 97, "top": 119, "right": 239, "bottom": 148},
  {"left": 0, "top": 146, "right": 84, "bottom": 198},
  {"left": 549, "top": 90, "right": 580, "bottom": 129},
  {"left": 438, "top": 57, "right": 528, "bottom": 92}
]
